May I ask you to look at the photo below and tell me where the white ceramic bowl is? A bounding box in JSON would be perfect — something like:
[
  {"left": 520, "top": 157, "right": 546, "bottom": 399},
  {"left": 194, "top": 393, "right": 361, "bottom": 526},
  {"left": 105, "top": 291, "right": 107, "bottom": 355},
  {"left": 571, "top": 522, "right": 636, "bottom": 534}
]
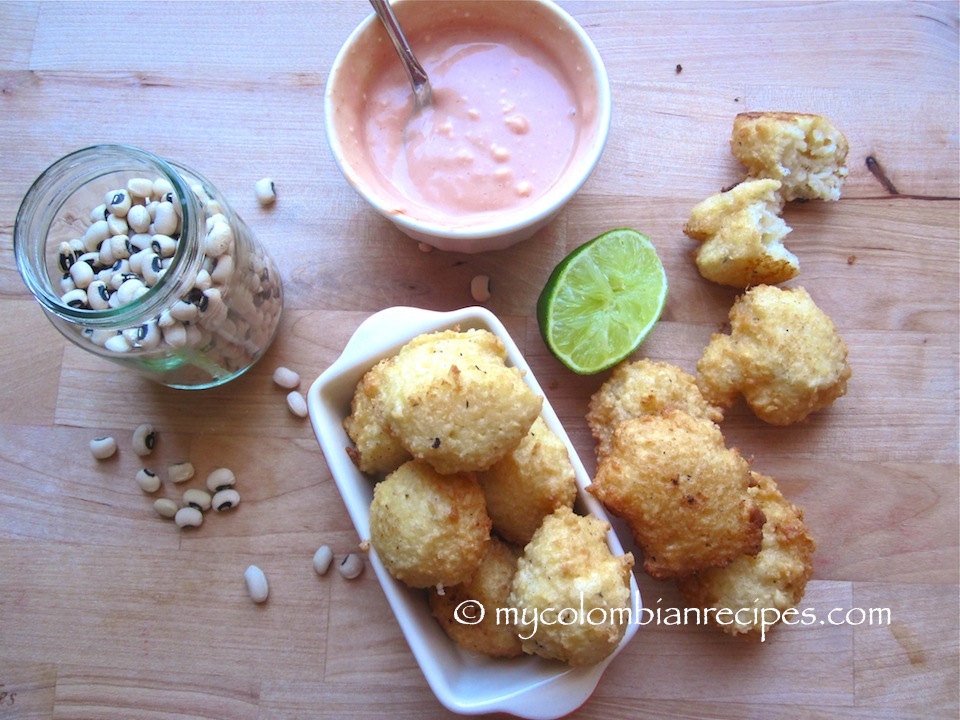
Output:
[
  {"left": 324, "top": 0, "right": 611, "bottom": 253},
  {"left": 307, "top": 306, "right": 641, "bottom": 718}
]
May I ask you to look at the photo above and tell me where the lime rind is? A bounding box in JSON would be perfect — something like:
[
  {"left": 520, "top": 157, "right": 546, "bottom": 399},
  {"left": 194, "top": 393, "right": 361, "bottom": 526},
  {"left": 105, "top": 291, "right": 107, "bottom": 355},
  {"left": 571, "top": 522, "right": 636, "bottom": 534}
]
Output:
[{"left": 537, "top": 229, "right": 668, "bottom": 374}]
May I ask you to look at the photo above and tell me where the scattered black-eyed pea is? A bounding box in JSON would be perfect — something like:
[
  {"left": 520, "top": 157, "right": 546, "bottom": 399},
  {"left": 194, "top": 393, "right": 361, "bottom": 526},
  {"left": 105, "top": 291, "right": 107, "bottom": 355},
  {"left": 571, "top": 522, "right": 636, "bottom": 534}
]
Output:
[
  {"left": 206, "top": 467, "right": 236, "bottom": 493},
  {"left": 286, "top": 390, "right": 308, "bottom": 418},
  {"left": 127, "top": 177, "right": 154, "bottom": 199},
  {"left": 312, "top": 545, "right": 333, "bottom": 576},
  {"left": 212, "top": 489, "right": 240, "bottom": 511},
  {"left": 153, "top": 498, "right": 179, "bottom": 519},
  {"left": 470, "top": 275, "right": 491, "bottom": 303},
  {"left": 135, "top": 468, "right": 161, "bottom": 493},
  {"left": 244, "top": 565, "right": 269, "bottom": 603},
  {"left": 89, "top": 436, "right": 118, "bottom": 460},
  {"left": 132, "top": 423, "right": 156, "bottom": 456},
  {"left": 272, "top": 366, "right": 300, "bottom": 389},
  {"left": 339, "top": 553, "right": 364, "bottom": 580},
  {"left": 174, "top": 506, "right": 203, "bottom": 528},
  {"left": 254, "top": 178, "right": 277, "bottom": 206},
  {"left": 183, "top": 488, "right": 212, "bottom": 511},
  {"left": 168, "top": 461, "right": 195, "bottom": 484}
]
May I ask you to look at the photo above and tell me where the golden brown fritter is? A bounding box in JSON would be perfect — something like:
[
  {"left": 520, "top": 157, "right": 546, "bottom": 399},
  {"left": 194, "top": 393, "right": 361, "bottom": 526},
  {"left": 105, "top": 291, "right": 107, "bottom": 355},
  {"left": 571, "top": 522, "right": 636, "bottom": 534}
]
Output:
[
  {"left": 696, "top": 285, "right": 852, "bottom": 425},
  {"left": 343, "top": 357, "right": 412, "bottom": 476},
  {"left": 684, "top": 179, "right": 798, "bottom": 289},
  {"left": 586, "top": 359, "right": 724, "bottom": 457},
  {"left": 477, "top": 416, "right": 577, "bottom": 546},
  {"left": 368, "top": 460, "right": 491, "bottom": 588},
  {"left": 508, "top": 507, "right": 634, "bottom": 666},
  {"left": 379, "top": 329, "right": 542, "bottom": 474},
  {"left": 677, "top": 471, "right": 816, "bottom": 637},
  {"left": 428, "top": 538, "right": 524, "bottom": 658},
  {"left": 731, "top": 111, "right": 849, "bottom": 202},
  {"left": 590, "top": 411, "right": 765, "bottom": 579}
]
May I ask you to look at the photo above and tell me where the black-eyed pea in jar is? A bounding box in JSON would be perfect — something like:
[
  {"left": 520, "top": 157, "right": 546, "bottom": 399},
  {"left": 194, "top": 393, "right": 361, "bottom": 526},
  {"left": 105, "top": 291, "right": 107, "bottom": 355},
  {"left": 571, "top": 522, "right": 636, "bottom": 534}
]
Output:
[{"left": 14, "top": 145, "right": 283, "bottom": 389}]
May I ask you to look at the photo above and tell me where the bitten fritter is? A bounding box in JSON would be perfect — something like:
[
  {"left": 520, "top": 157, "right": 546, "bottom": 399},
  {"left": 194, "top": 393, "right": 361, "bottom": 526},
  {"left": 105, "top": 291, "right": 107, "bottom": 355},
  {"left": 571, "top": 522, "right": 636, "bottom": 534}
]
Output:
[
  {"left": 677, "top": 472, "right": 816, "bottom": 637},
  {"left": 379, "top": 329, "right": 542, "bottom": 474},
  {"left": 477, "top": 416, "right": 577, "bottom": 546},
  {"left": 696, "top": 285, "right": 852, "bottom": 425},
  {"left": 369, "top": 460, "right": 491, "bottom": 588},
  {"left": 428, "top": 538, "right": 524, "bottom": 658},
  {"left": 343, "top": 358, "right": 412, "bottom": 476},
  {"left": 586, "top": 359, "right": 724, "bottom": 458},
  {"left": 508, "top": 507, "right": 634, "bottom": 666},
  {"left": 731, "top": 111, "right": 849, "bottom": 202},
  {"left": 684, "top": 179, "right": 798, "bottom": 289},
  {"left": 590, "top": 411, "right": 765, "bottom": 579}
]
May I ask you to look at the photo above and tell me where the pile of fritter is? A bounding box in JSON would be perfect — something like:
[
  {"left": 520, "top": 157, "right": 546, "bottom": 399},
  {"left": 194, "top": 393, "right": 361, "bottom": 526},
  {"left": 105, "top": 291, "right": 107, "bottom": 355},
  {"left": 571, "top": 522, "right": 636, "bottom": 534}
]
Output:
[
  {"left": 685, "top": 111, "right": 848, "bottom": 289},
  {"left": 587, "top": 358, "right": 818, "bottom": 638},
  {"left": 345, "top": 328, "right": 635, "bottom": 665}
]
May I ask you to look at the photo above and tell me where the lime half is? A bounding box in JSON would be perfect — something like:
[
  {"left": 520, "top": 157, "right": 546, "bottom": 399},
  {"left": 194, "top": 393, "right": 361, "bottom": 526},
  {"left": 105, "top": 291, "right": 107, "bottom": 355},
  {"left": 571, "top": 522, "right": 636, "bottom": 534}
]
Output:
[{"left": 537, "top": 229, "right": 668, "bottom": 374}]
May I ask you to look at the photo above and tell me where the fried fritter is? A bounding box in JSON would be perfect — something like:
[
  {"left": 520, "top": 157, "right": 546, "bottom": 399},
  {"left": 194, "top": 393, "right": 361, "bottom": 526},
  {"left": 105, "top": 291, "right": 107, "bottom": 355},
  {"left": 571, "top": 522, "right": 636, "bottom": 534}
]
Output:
[
  {"left": 590, "top": 410, "right": 765, "bottom": 579},
  {"left": 508, "top": 507, "right": 634, "bottom": 666},
  {"left": 343, "top": 357, "right": 412, "bottom": 476},
  {"left": 586, "top": 359, "right": 724, "bottom": 457},
  {"left": 379, "top": 329, "right": 542, "bottom": 474},
  {"left": 677, "top": 471, "right": 816, "bottom": 637},
  {"left": 368, "top": 460, "right": 491, "bottom": 588},
  {"left": 428, "top": 537, "right": 524, "bottom": 658},
  {"left": 477, "top": 416, "right": 577, "bottom": 546},
  {"left": 684, "top": 179, "right": 798, "bottom": 289},
  {"left": 731, "top": 111, "right": 849, "bottom": 202},
  {"left": 696, "top": 284, "right": 851, "bottom": 425}
]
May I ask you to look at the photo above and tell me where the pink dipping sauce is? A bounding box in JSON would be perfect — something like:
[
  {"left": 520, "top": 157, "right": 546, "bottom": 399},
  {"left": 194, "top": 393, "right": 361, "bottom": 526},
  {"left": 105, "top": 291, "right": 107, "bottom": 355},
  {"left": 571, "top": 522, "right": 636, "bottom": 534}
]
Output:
[{"left": 361, "top": 23, "right": 581, "bottom": 220}]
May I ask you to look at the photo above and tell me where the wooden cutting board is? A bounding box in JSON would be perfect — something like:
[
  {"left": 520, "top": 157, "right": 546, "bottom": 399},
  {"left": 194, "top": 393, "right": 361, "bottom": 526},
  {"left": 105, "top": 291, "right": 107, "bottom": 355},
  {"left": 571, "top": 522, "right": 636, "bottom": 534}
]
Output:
[{"left": 0, "top": 2, "right": 956, "bottom": 718}]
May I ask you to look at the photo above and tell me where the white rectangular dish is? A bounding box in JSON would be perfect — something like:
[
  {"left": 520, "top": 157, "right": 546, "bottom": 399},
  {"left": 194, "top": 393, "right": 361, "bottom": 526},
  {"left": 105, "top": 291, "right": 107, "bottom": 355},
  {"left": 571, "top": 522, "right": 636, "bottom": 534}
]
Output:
[{"left": 307, "top": 306, "right": 642, "bottom": 719}]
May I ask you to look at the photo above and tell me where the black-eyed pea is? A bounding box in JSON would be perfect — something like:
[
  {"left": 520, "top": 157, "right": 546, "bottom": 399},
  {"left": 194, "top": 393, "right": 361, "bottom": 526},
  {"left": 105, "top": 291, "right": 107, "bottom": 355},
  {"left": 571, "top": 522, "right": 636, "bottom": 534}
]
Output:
[
  {"left": 272, "top": 366, "right": 300, "bottom": 390},
  {"left": 150, "top": 234, "right": 177, "bottom": 258},
  {"left": 470, "top": 275, "right": 491, "bottom": 303},
  {"left": 127, "top": 204, "right": 152, "bottom": 234},
  {"left": 109, "top": 234, "right": 132, "bottom": 260},
  {"left": 83, "top": 219, "right": 110, "bottom": 251},
  {"left": 312, "top": 545, "right": 333, "bottom": 576},
  {"left": 129, "top": 232, "right": 153, "bottom": 251},
  {"left": 57, "top": 241, "right": 77, "bottom": 272},
  {"left": 116, "top": 276, "right": 146, "bottom": 305},
  {"left": 86, "top": 280, "right": 111, "bottom": 310},
  {"left": 204, "top": 221, "right": 232, "bottom": 257},
  {"left": 132, "top": 423, "right": 156, "bottom": 456},
  {"left": 60, "top": 274, "right": 77, "bottom": 294},
  {"left": 212, "top": 489, "right": 240, "bottom": 511},
  {"left": 106, "top": 189, "right": 132, "bottom": 218},
  {"left": 183, "top": 488, "right": 212, "bottom": 511},
  {"left": 206, "top": 467, "right": 236, "bottom": 493},
  {"left": 133, "top": 320, "right": 162, "bottom": 350},
  {"left": 169, "top": 299, "right": 198, "bottom": 323},
  {"left": 153, "top": 498, "right": 179, "bottom": 519},
  {"left": 152, "top": 201, "right": 178, "bottom": 236},
  {"left": 195, "top": 269, "right": 212, "bottom": 291},
  {"left": 69, "top": 260, "right": 94, "bottom": 290},
  {"left": 184, "top": 324, "right": 204, "bottom": 348},
  {"left": 135, "top": 468, "right": 161, "bottom": 493},
  {"left": 152, "top": 177, "right": 174, "bottom": 200},
  {"left": 104, "top": 334, "right": 133, "bottom": 353},
  {"left": 174, "top": 506, "right": 203, "bottom": 528},
  {"left": 168, "top": 461, "right": 195, "bottom": 484},
  {"left": 286, "top": 391, "right": 308, "bottom": 418},
  {"left": 254, "top": 178, "right": 277, "bottom": 206},
  {"left": 61, "top": 288, "right": 88, "bottom": 308},
  {"left": 90, "top": 203, "right": 108, "bottom": 223},
  {"left": 89, "top": 436, "right": 117, "bottom": 460},
  {"left": 338, "top": 553, "right": 364, "bottom": 580},
  {"left": 141, "top": 253, "right": 163, "bottom": 286},
  {"left": 127, "top": 177, "right": 154, "bottom": 199},
  {"left": 210, "top": 254, "right": 234, "bottom": 285},
  {"left": 244, "top": 565, "right": 269, "bottom": 603},
  {"left": 162, "top": 322, "right": 188, "bottom": 349},
  {"left": 106, "top": 212, "right": 128, "bottom": 237}
]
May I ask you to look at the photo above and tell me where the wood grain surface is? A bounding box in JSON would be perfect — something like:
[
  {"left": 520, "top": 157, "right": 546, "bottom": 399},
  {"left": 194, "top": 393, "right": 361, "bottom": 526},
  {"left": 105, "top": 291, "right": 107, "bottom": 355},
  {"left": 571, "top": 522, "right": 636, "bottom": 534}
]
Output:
[{"left": 0, "top": 1, "right": 957, "bottom": 718}]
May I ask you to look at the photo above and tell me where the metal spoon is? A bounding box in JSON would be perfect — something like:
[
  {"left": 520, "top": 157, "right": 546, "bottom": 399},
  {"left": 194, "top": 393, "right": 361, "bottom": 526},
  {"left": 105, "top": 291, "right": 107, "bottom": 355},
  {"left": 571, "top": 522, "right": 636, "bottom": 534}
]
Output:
[{"left": 368, "top": 0, "right": 432, "bottom": 109}]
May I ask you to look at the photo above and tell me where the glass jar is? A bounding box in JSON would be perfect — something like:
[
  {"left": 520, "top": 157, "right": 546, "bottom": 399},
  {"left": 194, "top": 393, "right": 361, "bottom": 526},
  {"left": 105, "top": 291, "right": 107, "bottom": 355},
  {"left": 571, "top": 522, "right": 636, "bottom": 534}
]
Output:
[{"left": 14, "top": 145, "right": 283, "bottom": 389}]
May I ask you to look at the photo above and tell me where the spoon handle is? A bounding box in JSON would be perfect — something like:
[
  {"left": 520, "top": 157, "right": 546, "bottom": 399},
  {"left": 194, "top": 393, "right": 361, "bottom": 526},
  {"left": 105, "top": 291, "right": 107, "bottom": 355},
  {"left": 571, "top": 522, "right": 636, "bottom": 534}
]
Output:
[{"left": 369, "top": 0, "right": 431, "bottom": 105}]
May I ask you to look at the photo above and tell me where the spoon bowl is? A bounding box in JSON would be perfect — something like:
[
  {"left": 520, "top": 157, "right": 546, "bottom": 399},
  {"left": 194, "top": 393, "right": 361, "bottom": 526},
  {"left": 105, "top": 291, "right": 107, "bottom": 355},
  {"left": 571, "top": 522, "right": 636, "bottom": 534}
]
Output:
[{"left": 368, "top": 0, "right": 432, "bottom": 109}]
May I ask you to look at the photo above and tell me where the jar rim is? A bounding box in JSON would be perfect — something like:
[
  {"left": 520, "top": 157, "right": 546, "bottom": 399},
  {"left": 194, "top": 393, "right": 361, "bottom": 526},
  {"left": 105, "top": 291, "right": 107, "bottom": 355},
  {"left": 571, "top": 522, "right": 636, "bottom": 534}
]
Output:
[{"left": 13, "top": 144, "right": 204, "bottom": 329}]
